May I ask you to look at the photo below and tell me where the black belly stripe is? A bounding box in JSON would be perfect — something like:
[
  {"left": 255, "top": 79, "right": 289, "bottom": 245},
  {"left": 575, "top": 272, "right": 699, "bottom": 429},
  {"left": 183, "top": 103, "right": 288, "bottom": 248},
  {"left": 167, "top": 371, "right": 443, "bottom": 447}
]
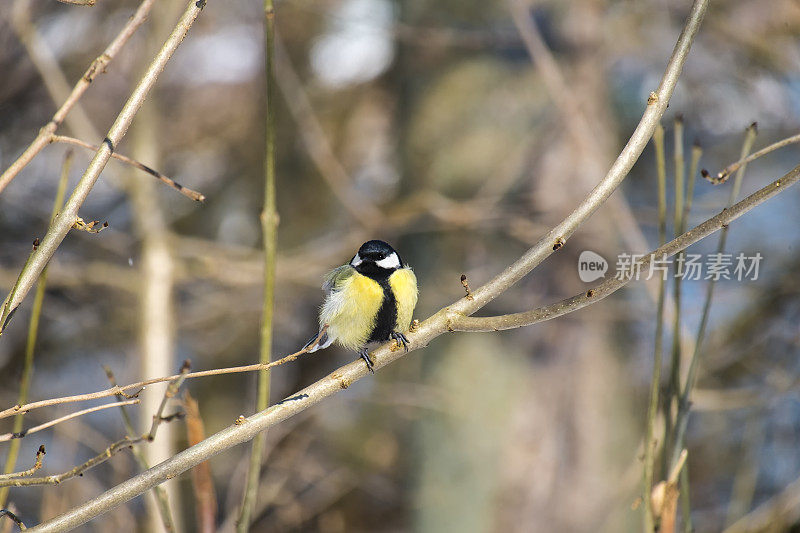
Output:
[{"left": 368, "top": 278, "right": 397, "bottom": 343}]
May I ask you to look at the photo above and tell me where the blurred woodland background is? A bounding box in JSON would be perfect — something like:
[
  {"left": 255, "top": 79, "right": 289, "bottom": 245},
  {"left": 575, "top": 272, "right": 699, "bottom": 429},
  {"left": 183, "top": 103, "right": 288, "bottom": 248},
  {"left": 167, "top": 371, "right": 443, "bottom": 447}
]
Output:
[{"left": 1, "top": 0, "right": 800, "bottom": 531}]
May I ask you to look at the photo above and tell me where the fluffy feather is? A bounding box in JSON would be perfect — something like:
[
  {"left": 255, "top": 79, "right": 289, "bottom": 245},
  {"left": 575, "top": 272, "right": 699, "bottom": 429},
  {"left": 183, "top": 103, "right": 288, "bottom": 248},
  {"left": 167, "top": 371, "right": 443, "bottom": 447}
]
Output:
[{"left": 319, "top": 267, "right": 384, "bottom": 350}]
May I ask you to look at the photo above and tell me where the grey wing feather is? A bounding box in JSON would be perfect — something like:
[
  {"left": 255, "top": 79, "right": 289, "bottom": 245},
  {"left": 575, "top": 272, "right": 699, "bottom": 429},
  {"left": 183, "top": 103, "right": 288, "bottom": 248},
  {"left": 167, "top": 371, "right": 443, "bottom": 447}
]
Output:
[
  {"left": 303, "top": 265, "right": 355, "bottom": 353},
  {"left": 322, "top": 265, "right": 355, "bottom": 294}
]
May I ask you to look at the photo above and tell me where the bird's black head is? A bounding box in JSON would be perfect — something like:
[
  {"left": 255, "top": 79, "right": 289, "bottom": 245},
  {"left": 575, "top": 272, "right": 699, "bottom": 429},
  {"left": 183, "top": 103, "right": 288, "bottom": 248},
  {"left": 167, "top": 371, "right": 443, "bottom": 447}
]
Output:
[{"left": 350, "top": 240, "right": 403, "bottom": 279}]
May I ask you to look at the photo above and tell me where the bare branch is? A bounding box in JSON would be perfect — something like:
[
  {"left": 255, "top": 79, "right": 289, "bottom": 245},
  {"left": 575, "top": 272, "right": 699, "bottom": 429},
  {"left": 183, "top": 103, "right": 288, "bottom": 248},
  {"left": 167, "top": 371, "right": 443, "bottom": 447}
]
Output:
[
  {"left": 51, "top": 136, "right": 205, "bottom": 201},
  {"left": 0, "top": 436, "right": 141, "bottom": 489},
  {"left": 447, "top": 162, "right": 800, "bottom": 332},
  {"left": 643, "top": 122, "right": 668, "bottom": 533},
  {"left": 0, "top": 327, "right": 328, "bottom": 421},
  {"left": 0, "top": 509, "right": 26, "bottom": 531},
  {"left": 440, "top": 0, "right": 708, "bottom": 321},
  {"left": 104, "top": 368, "right": 176, "bottom": 533},
  {"left": 0, "top": 152, "right": 72, "bottom": 508},
  {"left": 0, "top": 369, "right": 189, "bottom": 489},
  {"left": 668, "top": 124, "right": 759, "bottom": 472},
  {"left": 239, "top": 0, "right": 280, "bottom": 527},
  {"left": 703, "top": 131, "right": 800, "bottom": 184},
  {"left": 55, "top": 0, "right": 95, "bottom": 5},
  {"left": 0, "top": 0, "right": 157, "bottom": 194},
  {"left": 0, "top": 0, "right": 207, "bottom": 334},
  {"left": 147, "top": 361, "right": 190, "bottom": 442},
  {"left": 0, "top": 447, "right": 46, "bottom": 481},
  {"left": 0, "top": 400, "right": 139, "bottom": 442}
]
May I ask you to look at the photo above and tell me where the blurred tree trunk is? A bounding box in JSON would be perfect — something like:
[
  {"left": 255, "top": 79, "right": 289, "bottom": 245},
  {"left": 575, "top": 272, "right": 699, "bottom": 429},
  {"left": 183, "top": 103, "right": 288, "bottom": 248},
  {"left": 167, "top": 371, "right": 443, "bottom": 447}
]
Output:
[{"left": 128, "top": 3, "right": 184, "bottom": 530}]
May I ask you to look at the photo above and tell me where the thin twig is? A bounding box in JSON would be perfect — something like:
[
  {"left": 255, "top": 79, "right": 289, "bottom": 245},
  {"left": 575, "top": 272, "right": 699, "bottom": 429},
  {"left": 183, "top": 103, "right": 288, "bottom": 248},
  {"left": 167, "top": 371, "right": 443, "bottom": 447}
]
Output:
[
  {"left": 238, "top": 0, "right": 279, "bottom": 529},
  {"left": 147, "top": 361, "right": 191, "bottom": 442},
  {"left": 0, "top": 327, "right": 328, "bottom": 421},
  {"left": 0, "top": 0, "right": 207, "bottom": 335},
  {"left": 702, "top": 132, "right": 800, "bottom": 184},
  {"left": 0, "top": 400, "right": 139, "bottom": 442},
  {"left": 434, "top": 0, "right": 708, "bottom": 324},
  {"left": 669, "top": 123, "right": 758, "bottom": 469},
  {"left": 644, "top": 123, "right": 667, "bottom": 533},
  {"left": 10, "top": 0, "right": 97, "bottom": 142},
  {"left": 51, "top": 136, "right": 205, "bottom": 201},
  {"left": 684, "top": 142, "right": 702, "bottom": 232},
  {"left": 104, "top": 368, "right": 176, "bottom": 533},
  {"left": 0, "top": 370, "right": 189, "bottom": 489},
  {"left": 447, "top": 161, "right": 800, "bottom": 332},
  {"left": 678, "top": 133, "right": 702, "bottom": 533},
  {"left": 662, "top": 116, "right": 685, "bottom": 481},
  {"left": 508, "top": 0, "right": 691, "bottom": 358},
  {"left": 0, "top": 510, "right": 26, "bottom": 531},
  {"left": 55, "top": 0, "right": 95, "bottom": 5},
  {"left": 0, "top": 436, "right": 141, "bottom": 489},
  {"left": 0, "top": 447, "right": 46, "bottom": 481},
  {"left": 0, "top": 0, "right": 157, "bottom": 194},
  {"left": 668, "top": 116, "right": 686, "bottom": 417},
  {"left": 0, "top": 152, "right": 72, "bottom": 508}
]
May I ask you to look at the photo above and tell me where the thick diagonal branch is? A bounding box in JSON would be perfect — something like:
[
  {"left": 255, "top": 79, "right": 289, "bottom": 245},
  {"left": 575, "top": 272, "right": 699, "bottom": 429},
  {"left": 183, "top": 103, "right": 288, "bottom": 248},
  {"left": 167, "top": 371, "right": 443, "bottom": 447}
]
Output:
[
  {"left": 447, "top": 163, "right": 800, "bottom": 332},
  {"left": 0, "top": 0, "right": 208, "bottom": 334}
]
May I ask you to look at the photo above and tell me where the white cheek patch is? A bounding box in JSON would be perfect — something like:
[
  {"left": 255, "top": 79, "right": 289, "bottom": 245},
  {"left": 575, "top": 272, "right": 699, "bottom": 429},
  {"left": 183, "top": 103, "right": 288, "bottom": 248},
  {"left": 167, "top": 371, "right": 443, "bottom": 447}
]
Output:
[
  {"left": 350, "top": 253, "right": 363, "bottom": 267},
  {"left": 376, "top": 252, "right": 401, "bottom": 269}
]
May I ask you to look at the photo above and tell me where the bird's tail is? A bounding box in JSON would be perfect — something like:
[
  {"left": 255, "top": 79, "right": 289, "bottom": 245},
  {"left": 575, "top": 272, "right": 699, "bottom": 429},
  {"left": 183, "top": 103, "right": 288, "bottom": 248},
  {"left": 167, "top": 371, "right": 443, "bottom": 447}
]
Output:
[{"left": 303, "top": 328, "right": 333, "bottom": 353}]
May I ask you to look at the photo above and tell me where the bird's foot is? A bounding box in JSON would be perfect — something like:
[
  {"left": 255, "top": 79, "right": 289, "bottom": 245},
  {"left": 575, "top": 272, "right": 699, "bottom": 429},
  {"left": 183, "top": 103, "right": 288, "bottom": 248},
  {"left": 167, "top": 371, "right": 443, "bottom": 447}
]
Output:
[
  {"left": 359, "top": 349, "right": 375, "bottom": 373},
  {"left": 390, "top": 331, "right": 410, "bottom": 352}
]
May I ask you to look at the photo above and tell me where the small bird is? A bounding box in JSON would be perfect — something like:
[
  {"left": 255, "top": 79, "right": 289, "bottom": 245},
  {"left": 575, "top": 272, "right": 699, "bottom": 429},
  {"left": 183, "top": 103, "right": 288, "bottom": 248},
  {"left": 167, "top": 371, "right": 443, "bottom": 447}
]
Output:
[{"left": 304, "top": 240, "right": 418, "bottom": 372}]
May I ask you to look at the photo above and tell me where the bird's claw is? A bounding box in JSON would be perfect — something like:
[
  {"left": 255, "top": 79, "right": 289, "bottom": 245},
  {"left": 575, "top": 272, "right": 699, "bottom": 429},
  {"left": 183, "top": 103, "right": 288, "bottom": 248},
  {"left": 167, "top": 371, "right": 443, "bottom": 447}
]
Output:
[
  {"left": 359, "top": 349, "right": 375, "bottom": 373},
  {"left": 390, "top": 331, "right": 410, "bottom": 352}
]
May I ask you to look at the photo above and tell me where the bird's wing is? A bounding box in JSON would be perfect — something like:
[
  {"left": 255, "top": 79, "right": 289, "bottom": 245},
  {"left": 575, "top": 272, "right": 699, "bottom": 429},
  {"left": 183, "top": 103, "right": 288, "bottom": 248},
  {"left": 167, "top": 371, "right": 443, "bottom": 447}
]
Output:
[{"left": 322, "top": 265, "right": 356, "bottom": 294}]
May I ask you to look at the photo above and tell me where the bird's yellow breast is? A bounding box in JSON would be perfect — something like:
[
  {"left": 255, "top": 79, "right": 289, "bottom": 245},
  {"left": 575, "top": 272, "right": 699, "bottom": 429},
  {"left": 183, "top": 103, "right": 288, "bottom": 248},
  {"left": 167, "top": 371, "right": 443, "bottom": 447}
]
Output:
[
  {"left": 320, "top": 272, "right": 384, "bottom": 350},
  {"left": 389, "top": 267, "right": 418, "bottom": 331}
]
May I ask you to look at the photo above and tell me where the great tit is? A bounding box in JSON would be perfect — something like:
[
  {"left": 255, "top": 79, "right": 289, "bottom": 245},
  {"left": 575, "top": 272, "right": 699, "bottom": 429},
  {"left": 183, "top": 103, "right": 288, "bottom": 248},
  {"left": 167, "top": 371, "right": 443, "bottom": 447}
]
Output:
[{"left": 304, "top": 240, "right": 418, "bottom": 372}]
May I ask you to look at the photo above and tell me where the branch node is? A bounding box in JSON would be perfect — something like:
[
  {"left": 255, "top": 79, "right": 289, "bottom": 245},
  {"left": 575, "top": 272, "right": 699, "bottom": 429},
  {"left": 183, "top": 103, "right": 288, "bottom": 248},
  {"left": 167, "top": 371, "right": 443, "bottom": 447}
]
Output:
[
  {"left": 647, "top": 91, "right": 658, "bottom": 105},
  {"left": 72, "top": 217, "right": 108, "bottom": 233},
  {"left": 460, "top": 274, "right": 474, "bottom": 300}
]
